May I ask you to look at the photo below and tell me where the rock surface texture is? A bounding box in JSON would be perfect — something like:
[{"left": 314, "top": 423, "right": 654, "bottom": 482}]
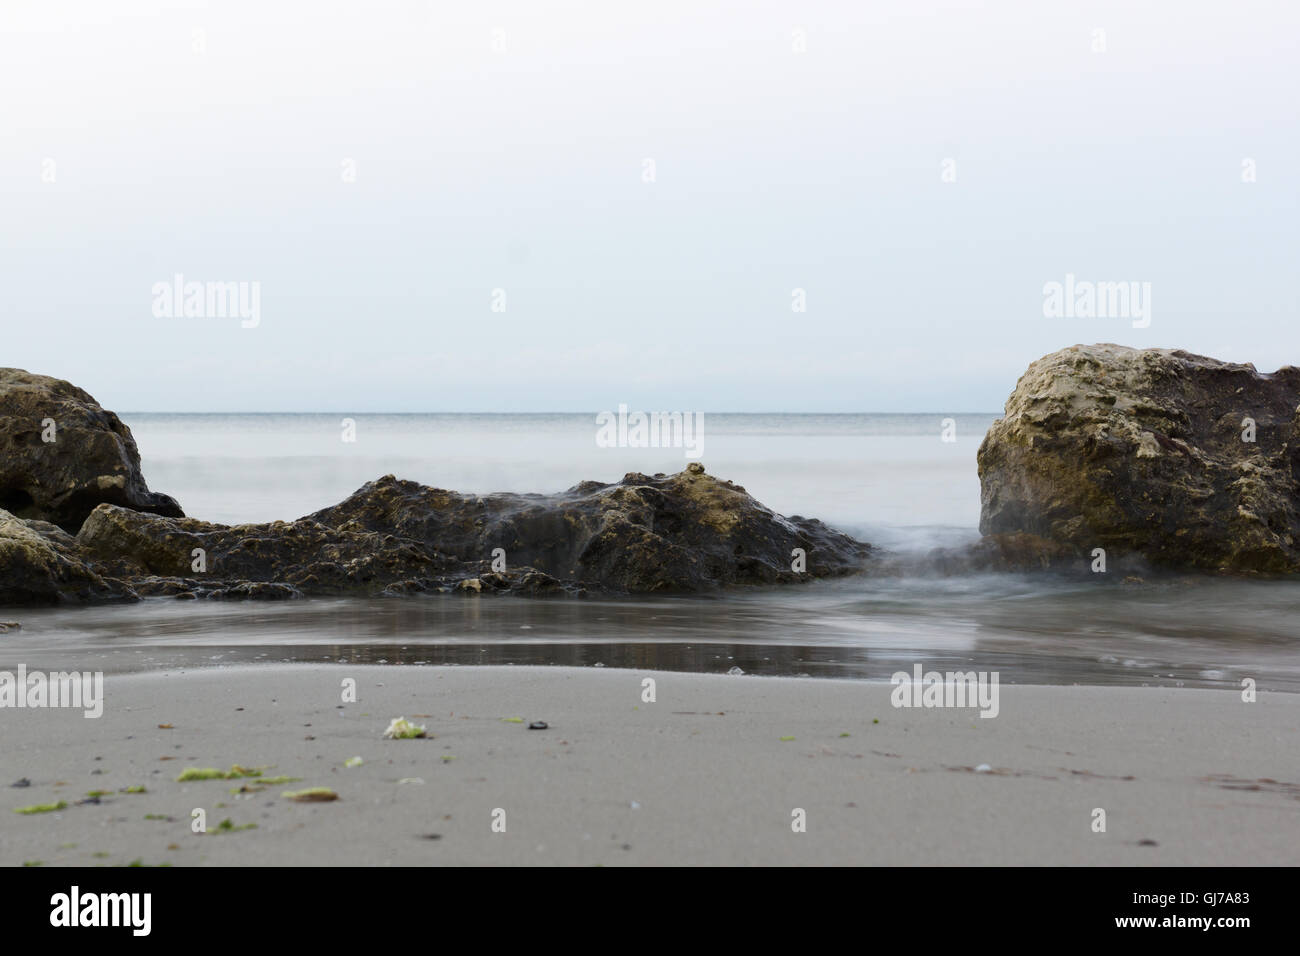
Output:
[
  {"left": 0, "top": 368, "right": 183, "bottom": 533},
  {"left": 978, "top": 344, "right": 1300, "bottom": 573},
  {"left": 72, "top": 464, "right": 870, "bottom": 601}
]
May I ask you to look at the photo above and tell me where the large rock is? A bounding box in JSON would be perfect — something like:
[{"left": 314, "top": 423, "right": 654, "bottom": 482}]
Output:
[
  {"left": 66, "top": 464, "right": 871, "bottom": 599},
  {"left": 307, "top": 464, "right": 870, "bottom": 592},
  {"left": 0, "top": 368, "right": 183, "bottom": 532},
  {"left": 76, "top": 504, "right": 460, "bottom": 598},
  {"left": 978, "top": 344, "right": 1300, "bottom": 573}
]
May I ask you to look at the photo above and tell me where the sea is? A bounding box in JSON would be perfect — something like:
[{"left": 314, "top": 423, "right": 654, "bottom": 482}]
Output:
[{"left": 8, "top": 413, "right": 1299, "bottom": 690}]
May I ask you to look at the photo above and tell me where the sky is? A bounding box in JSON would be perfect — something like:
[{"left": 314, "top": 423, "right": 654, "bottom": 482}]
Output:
[{"left": 1, "top": 0, "right": 1297, "bottom": 412}]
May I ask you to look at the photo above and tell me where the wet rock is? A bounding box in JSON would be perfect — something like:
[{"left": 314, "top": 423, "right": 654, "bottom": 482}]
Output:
[
  {"left": 0, "top": 509, "right": 136, "bottom": 605},
  {"left": 76, "top": 505, "right": 456, "bottom": 597},
  {"left": 979, "top": 344, "right": 1300, "bottom": 573},
  {"left": 0, "top": 368, "right": 183, "bottom": 532},
  {"left": 48, "top": 467, "right": 871, "bottom": 599},
  {"left": 307, "top": 469, "right": 871, "bottom": 592}
]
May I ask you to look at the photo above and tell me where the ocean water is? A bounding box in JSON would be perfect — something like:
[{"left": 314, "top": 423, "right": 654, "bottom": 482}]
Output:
[{"left": 8, "top": 413, "right": 1300, "bottom": 690}]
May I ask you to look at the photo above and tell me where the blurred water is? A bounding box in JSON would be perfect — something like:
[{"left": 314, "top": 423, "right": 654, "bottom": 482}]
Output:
[{"left": 7, "top": 413, "right": 1299, "bottom": 690}]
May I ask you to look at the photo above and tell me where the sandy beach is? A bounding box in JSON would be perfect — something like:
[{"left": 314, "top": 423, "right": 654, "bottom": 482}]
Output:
[{"left": 3, "top": 665, "right": 1296, "bottom": 866}]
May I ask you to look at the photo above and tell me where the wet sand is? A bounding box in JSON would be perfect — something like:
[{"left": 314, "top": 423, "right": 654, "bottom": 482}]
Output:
[{"left": 3, "top": 665, "right": 1296, "bottom": 866}]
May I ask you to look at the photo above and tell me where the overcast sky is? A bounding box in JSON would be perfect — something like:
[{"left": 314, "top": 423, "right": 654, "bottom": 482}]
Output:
[{"left": 1, "top": 0, "right": 1296, "bottom": 412}]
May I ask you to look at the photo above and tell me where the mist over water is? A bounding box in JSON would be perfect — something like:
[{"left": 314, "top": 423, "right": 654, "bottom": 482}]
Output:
[{"left": 10, "top": 413, "right": 1299, "bottom": 690}]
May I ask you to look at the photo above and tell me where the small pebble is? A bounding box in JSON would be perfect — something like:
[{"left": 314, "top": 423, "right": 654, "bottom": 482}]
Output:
[{"left": 527, "top": 721, "right": 548, "bottom": 730}]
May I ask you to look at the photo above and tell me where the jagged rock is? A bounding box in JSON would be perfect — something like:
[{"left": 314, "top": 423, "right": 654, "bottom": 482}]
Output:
[
  {"left": 0, "top": 509, "right": 135, "bottom": 605},
  {"left": 307, "top": 467, "right": 871, "bottom": 592},
  {"left": 58, "top": 466, "right": 870, "bottom": 599},
  {"left": 0, "top": 368, "right": 183, "bottom": 532},
  {"left": 978, "top": 344, "right": 1300, "bottom": 573},
  {"left": 76, "top": 506, "right": 458, "bottom": 597}
]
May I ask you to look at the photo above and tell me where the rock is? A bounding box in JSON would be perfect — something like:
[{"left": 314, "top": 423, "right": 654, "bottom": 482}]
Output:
[
  {"left": 76, "top": 505, "right": 458, "bottom": 598},
  {"left": 978, "top": 344, "right": 1300, "bottom": 573},
  {"left": 0, "top": 368, "right": 183, "bottom": 532},
  {"left": 307, "top": 469, "right": 871, "bottom": 592},
  {"left": 57, "top": 467, "right": 870, "bottom": 599},
  {"left": 0, "top": 509, "right": 136, "bottom": 605}
]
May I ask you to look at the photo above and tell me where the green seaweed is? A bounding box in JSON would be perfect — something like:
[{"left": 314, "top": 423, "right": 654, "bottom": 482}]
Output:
[
  {"left": 779, "top": 736, "right": 796, "bottom": 741},
  {"left": 212, "top": 817, "right": 258, "bottom": 834},
  {"left": 227, "top": 774, "right": 300, "bottom": 794},
  {"left": 13, "top": 800, "right": 67, "bottom": 815},
  {"left": 121, "top": 785, "right": 147, "bottom": 794},
  {"left": 176, "top": 765, "right": 262, "bottom": 782}
]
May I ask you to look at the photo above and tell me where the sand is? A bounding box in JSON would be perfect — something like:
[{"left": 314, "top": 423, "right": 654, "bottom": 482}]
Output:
[{"left": 2, "top": 665, "right": 1296, "bottom": 866}]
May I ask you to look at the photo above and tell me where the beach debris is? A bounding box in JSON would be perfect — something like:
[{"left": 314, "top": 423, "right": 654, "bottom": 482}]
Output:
[
  {"left": 283, "top": 787, "right": 339, "bottom": 803},
  {"left": 344, "top": 756, "right": 364, "bottom": 768},
  {"left": 383, "top": 717, "right": 427, "bottom": 739},
  {"left": 629, "top": 801, "right": 641, "bottom": 810},
  {"left": 527, "top": 721, "right": 548, "bottom": 730},
  {"left": 727, "top": 666, "right": 744, "bottom": 676},
  {"left": 1137, "top": 839, "right": 1159, "bottom": 847},
  {"left": 158, "top": 723, "right": 173, "bottom": 729},
  {"left": 11, "top": 777, "right": 31, "bottom": 788},
  {"left": 0, "top": 621, "right": 21, "bottom": 633},
  {"left": 13, "top": 800, "right": 67, "bottom": 814},
  {"left": 398, "top": 777, "right": 425, "bottom": 785},
  {"left": 974, "top": 764, "right": 993, "bottom": 773},
  {"left": 420, "top": 833, "right": 443, "bottom": 840},
  {"left": 176, "top": 765, "right": 262, "bottom": 782},
  {"left": 212, "top": 818, "right": 258, "bottom": 833}
]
